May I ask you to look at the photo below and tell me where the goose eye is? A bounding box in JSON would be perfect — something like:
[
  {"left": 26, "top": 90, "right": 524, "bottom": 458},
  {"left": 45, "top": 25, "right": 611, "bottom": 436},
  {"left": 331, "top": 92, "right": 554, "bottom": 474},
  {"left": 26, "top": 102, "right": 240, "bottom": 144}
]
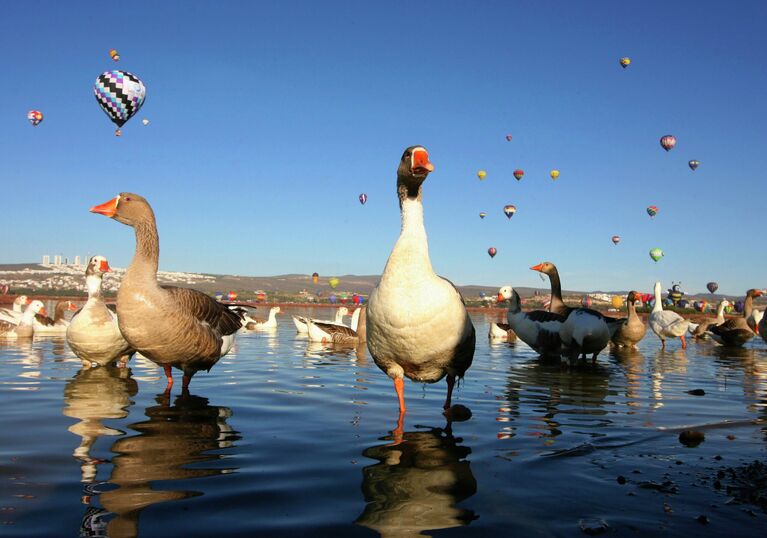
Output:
[{"left": 124, "top": 197, "right": 132, "bottom": 201}]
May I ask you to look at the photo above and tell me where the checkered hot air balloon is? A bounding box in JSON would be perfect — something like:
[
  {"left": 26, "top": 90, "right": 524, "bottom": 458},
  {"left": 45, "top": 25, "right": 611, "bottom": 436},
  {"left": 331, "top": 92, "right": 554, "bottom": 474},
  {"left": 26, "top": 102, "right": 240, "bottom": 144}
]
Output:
[
  {"left": 27, "top": 110, "right": 43, "bottom": 126},
  {"left": 94, "top": 71, "right": 146, "bottom": 135}
]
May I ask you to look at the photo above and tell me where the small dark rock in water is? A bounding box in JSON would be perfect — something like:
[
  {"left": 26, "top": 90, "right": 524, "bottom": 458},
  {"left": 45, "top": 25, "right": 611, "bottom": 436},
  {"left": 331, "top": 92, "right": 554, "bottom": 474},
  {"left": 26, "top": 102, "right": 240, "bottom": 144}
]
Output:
[
  {"left": 443, "top": 404, "right": 472, "bottom": 422},
  {"left": 721, "top": 460, "right": 767, "bottom": 513},
  {"left": 617, "top": 475, "right": 627, "bottom": 485},
  {"left": 696, "top": 515, "right": 709, "bottom": 525},
  {"left": 714, "top": 455, "right": 722, "bottom": 461},
  {"left": 727, "top": 434, "right": 736, "bottom": 440},
  {"left": 579, "top": 518, "right": 609, "bottom": 535},
  {"left": 639, "top": 480, "right": 679, "bottom": 494},
  {"left": 679, "top": 430, "right": 706, "bottom": 447},
  {"left": 687, "top": 389, "right": 706, "bottom": 396}
]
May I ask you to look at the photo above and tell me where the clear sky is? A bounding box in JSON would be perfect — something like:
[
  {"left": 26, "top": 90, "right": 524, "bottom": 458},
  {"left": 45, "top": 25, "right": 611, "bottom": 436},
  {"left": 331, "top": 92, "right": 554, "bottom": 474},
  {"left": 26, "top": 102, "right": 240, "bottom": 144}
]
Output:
[{"left": 2, "top": 0, "right": 765, "bottom": 296}]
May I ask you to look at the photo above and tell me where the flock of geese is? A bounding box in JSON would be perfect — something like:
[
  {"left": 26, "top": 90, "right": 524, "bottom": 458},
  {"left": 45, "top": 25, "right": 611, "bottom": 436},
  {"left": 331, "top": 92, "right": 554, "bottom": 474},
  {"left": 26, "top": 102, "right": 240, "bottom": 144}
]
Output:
[{"left": 1, "top": 146, "right": 765, "bottom": 423}]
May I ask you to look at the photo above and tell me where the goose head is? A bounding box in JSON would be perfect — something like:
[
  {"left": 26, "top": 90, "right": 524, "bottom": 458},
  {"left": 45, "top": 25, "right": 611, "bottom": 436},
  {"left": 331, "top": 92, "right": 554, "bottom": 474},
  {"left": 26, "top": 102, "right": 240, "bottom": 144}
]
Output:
[
  {"left": 85, "top": 255, "right": 111, "bottom": 277},
  {"left": 26, "top": 300, "right": 46, "bottom": 318},
  {"left": 497, "top": 286, "right": 512, "bottom": 302},
  {"left": 746, "top": 289, "right": 763, "bottom": 299},
  {"left": 397, "top": 146, "right": 434, "bottom": 199},
  {"left": 626, "top": 291, "right": 640, "bottom": 304},
  {"left": 14, "top": 295, "right": 30, "bottom": 307},
  {"left": 529, "top": 261, "right": 557, "bottom": 276},
  {"left": 338, "top": 307, "right": 349, "bottom": 317},
  {"left": 90, "top": 192, "right": 154, "bottom": 228}
]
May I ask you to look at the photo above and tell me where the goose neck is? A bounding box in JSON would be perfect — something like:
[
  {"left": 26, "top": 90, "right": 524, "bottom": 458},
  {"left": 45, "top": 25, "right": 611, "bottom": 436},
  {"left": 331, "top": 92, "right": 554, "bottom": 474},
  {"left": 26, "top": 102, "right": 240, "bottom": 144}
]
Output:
[
  {"left": 125, "top": 219, "right": 160, "bottom": 285},
  {"left": 85, "top": 275, "right": 103, "bottom": 299}
]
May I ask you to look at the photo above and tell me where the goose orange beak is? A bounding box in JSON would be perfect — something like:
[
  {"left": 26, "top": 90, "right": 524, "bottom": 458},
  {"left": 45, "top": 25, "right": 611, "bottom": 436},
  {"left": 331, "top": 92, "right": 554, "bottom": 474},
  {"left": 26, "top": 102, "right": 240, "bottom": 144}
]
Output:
[
  {"left": 412, "top": 149, "right": 434, "bottom": 175},
  {"left": 99, "top": 260, "right": 111, "bottom": 272},
  {"left": 530, "top": 263, "right": 544, "bottom": 272},
  {"left": 90, "top": 197, "right": 119, "bottom": 218},
  {"left": 68, "top": 302, "right": 78, "bottom": 311},
  {"left": 39, "top": 307, "right": 47, "bottom": 316},
  {"left": 23, "top": 297, "right": 31, "bottom": 305},
  {"left": 497, "top": 293, "right": 505, "bottom": 302}
]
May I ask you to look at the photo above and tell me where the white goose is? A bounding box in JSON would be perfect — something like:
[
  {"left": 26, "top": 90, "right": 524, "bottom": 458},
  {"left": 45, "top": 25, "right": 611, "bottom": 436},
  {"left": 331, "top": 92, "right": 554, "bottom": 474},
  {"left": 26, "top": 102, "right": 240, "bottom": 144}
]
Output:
[
  {"left": 498, "top": 286, "right": 565, "bottom": 357},
  {"left": 488, "top": 321, "right": 516, "bottom": 341},
  {"left": 66, "top": 256, "right": 134, "bottom": 368},
  {"left": 747, "top": 307, "right": 763, "bottom": 335},
  {"left": 649, "top": 281, "right": 691, "bottom": 349},
  {"left": 366, "top": 146, "right": 475, "bottom": 417},
  {"left": 242, "top": 306, "right": 281, "bottom": 330},
  {"left": 307, "top": 307, "right": 366, "bottom": 345},
  {"left": 292, "top": 307, "right": 348, "bottom": 334},
  {"left": 688, "top": 299, "right": 729, "bottom": 339},
  {"left": 32, "top": 300, "right": 78, "bottom": 334},
  {"left": 0, "top": 295, "right": 30, "bottom": 324},
  {"left": 0, "top": 300, "right": 46, "bottom": 339}
]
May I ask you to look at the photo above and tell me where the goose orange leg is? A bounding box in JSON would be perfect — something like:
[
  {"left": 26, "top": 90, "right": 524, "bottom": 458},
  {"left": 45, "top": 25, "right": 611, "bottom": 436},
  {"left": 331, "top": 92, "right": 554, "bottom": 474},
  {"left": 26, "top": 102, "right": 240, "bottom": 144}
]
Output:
[
  {"left": 680, "top": 335, "right": 686, "bottom": 349},
  {"left": 394, "top": 377, "right": 406, "bottom": 413},
  {"left": 163, "top": 365, "right": 173, "bottom": 392},
  {"left": 444, "top": 374, "right": 456, "bottom": 410}
]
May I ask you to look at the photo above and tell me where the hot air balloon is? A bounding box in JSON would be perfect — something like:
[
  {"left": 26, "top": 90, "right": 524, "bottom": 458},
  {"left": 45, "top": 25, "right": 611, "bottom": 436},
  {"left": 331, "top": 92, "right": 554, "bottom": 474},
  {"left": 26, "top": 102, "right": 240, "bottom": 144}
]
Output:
[
  {"left": 611, "top": 235, "right": 621, "bottom": 245},
  {"left": 359, "top": 193, "right": 367, "bottom": 205},
  {"left": 550, "top": 169, "right": 560, "bottom": 181},
  {"left": 94, "top": 70, "right": 146, "bottom": 135},
  {"left": 503, "top": 205, "right": 517, "bottom": 219},
  {"left": 109, "top": 49, "right": 120, "bottom": 62},
  {"left": 660, "top": 135, "right": 676, "bottom": 151},
  {"left": 619, "top": 57, "right": 631, "bottom": 68},
  {"left": 312, "top": 272, "right": 319, "bottom": 285},
  {"left": 329, "top": 294, "right": 337, "bottom": 304},
  {"left": 505, "top": 134, "right": 513, "bottom": 141},
  {"left": 649, "top": 248, "right": 664, "bottom": 262},
  {"left": 611, "top": 295, "right": 624, "bottom": 309},
  {"left": 488, "top": 247, "right": 497, "bottom": 258},
  {"left": 706, "top": 282, "right": 718, "bottom": 294},
  {"left": 142, "top": 118, "right": 150, "bottom": 126},
  {"left": 477, "top": 170, "right": 487, "bottom": 180},
  {"left": 227, "top": 291, "right": 237, "bottom": 301},
  {"left": 214, "top": 291, "right": 223, "bottom": 301},
  {"left": 581, "top": 295, "right": 592, "bottom": 308},
  {"left": 27, "top": 110, "right": 43, "bottom": 126},
  {"left": 688, "top": 160, "right": 699, "bottom": 171},
  {"left": 329, "top": 277, "right": 340, "bottom": 289},
  {"left": 646, "top": 205, "right": 658, "bottom": 218},
  {"left": 479, "top": 212, "right": 487, "bottom": 219},
  {"left": 513, "top": 169, "right": 524, "bottom": 181},
  {"left": 353, "top": 294, "right": 361, "bottom": 305}
]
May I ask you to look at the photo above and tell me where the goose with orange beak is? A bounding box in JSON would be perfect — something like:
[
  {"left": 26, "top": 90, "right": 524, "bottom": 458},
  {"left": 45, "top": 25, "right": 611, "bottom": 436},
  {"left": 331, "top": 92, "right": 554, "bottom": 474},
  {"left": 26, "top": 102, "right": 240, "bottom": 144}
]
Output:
[
  {"left": 0, "top": 300, "right": 45, "bottom": 338},
  {"left": 366, "top": 146, "right": 475, "bottom": 435}
]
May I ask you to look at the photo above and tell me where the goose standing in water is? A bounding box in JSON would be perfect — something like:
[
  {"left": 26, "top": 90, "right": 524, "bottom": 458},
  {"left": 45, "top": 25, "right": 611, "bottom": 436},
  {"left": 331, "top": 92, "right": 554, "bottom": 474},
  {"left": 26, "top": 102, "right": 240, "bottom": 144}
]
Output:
[
  {"left": 649, "top": 281, "right": 691, "bottom": 349},
  {"left": 707, "top": 289, "right": 762, "bottom": 347},
  {"left": 366, "top": 147, "right": 475, "bottom": 419},
  {"left": 607, "top": 291, "right": 646, "bottom": 348},
  {"left": 242, "top": 306, "right": 281, "bottom": 330},
  {"left": 307, "top": 306, "right": 366, "bottom": 345},
  {"left": 66, "top": 255, "right": 134, "bottom": 368},
  {"left": 498, "top": 286, "right": 564, "bottom": 356},
  {"left": 688, "top": 299, "right": 729, "bottom": 339},
  {"left": 0, "top": 300, "right": 46, "bottom": 338},
  {"left": 0, "top": 295, "right": 30, "bottom": 323},
  {"left": 33, "top": 300, "right": 78, "bottom": 334},
  {"left": 90, "top": 193, "right": 244, "bottom": 391},
  {"left": 488, "top": 321, "right": 516, "bottom": 342}
]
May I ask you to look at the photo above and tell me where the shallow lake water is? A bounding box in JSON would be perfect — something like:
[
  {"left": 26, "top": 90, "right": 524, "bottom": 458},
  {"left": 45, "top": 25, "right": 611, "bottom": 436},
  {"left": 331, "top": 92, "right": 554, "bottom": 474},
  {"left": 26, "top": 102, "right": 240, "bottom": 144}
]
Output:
[{"left": 1, "top": 307, "right": 766, "bottom": 537}]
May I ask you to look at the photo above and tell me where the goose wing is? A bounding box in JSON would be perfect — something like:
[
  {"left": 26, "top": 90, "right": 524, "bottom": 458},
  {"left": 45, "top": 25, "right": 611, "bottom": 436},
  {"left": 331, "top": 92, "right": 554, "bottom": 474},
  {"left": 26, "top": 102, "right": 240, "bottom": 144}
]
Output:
[
  {"left": 162, "top": 286, "right": 244, "bottom": 336},
  {"left": 313, "top": 321, "right": 357, "bottom": 337}
]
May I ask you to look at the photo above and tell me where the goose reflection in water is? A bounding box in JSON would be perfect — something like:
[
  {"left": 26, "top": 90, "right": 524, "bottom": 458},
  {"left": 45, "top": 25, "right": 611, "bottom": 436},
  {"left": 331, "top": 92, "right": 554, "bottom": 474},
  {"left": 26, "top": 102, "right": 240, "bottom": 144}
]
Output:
[
  {"left": 99, "top": 391, "right": 240, "bottom": 538},
  {"left": 355, "top": 424, "right": 477, "bottom": 537}
]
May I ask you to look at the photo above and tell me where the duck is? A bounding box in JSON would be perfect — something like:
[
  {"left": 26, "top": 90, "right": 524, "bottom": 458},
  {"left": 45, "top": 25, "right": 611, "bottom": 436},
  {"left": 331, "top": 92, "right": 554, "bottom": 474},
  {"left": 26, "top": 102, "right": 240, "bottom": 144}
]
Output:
[
  {"left": 292, "top": 307, "right": 348, "bottom": 334},
  {"left": 242, "top": 306, "right": 281, "bottom": 330},
  {"left": 607, "top": 291, "right": 647, "bottom": 348},
  {"left": 688, "top": 299, "right": 729, "bottom": 339},
  {"left": 0, "top": 300, "right": 46, "bottom": 338},
  {"left": 531, "top": 261, "right": 610, "bottom": 361},
  {"left": 0, "top": 295, "right": 30, "bottom": 323},
  {"left": 488, "top": 321, "right": 516, "bottom": 341},
  {"left": 32, "top": 300, "right": 78, "bottom": 334},
  {"left": 366, "top": 146, "right": 475, "bottom": 417},
  {"left": 66, "top": 255, "right": 135, "bottom": 368},
  {"left": 307, "top": 307, "right": 366, "bottom": 345},
  {"left": 648, "top": 281, "right": 692, "bottom": 349},
  {"left": 90, "top": 193, "right": 244, "bottom": 391},
  {"left": 498, "top": 286, "right": 565, "bottom": 357},
  {"left": 706, "top": 289, "right": 762, "bottom": 347}
]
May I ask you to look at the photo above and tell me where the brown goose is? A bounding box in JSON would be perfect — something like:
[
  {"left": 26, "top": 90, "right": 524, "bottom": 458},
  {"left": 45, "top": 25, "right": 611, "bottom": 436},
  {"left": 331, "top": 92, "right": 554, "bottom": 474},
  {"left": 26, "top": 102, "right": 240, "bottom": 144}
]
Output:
[
  {"left": 706, "top": 289, "right": 762, "bottom": 347},
  {"left": 307, "top": 307, "right": 366, "bottom": 345},
  {"left": 90, "top": 193, "right": 244, "bottom": 391},
  {"left": 33, "top": 300, "right": 78, "bottom": 334},
  {"left": 608, "top": 291, "right": 646, "bottom": 348},
  {"left": 689, "top": 299, "right": 729, "bottom": 339}
]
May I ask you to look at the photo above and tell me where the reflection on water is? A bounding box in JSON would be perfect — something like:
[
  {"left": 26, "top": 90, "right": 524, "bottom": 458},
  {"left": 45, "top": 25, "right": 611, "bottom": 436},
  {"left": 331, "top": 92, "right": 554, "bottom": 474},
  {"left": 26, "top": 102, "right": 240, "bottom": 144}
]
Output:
[
  {"left": 355, "top": 424, "right": 477, "bottom": 537},
  {"left": 99, "top": 391, "right": 240, "bottom": 537}
]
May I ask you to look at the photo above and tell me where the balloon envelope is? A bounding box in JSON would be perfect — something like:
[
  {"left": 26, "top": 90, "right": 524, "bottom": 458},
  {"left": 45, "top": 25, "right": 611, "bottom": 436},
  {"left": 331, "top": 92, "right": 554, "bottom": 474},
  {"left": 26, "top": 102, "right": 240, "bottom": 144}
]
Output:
[
  {"left": 487, "top": 247, "right": 497, "bottom": 258},
  {"left": 581, "top": 295, "right": 592, "bottom": 308},
  {"left": 611, "top": 295, "right": 624, "bottom": 309},
  {"left": 513, "top": 169, "right": 524, "bottom": 181},
  {"left": 312, "top": 272, "right": 319, "bottom": 284},
  {"left": 27, "top": 110, "right": 43, "bottom": 126},
  {"left": 227, "top": 291, "right": 237, "bottom": 301},
  {"left": 329, "top": 277, "right": 340, "bottom": 289},
  {"left": 619, "top": 57, "right": 631, "bottom": 68},
  {"left": 109, "top": 49, "right": 120, "bottom": 61},
  {"left": 479, "top": 212, "right": 486, "bottom": 219},
  {"left": 359, "top": 193, "right": 367, "bottom": 205},
  {"left": 649, "top": 248, "right": 664, "bottom": 262},
  {"left": 505, "top": 134, "right": 513, "bottom": 141},
  {"left": 503, "top": 205, "right": 517, "bottom": 219},
  {"left": 706, "top": 281, "right": 718, "bottom": 294},
  {"left": 94, "top": 70, "right": 146, "bottom": 129},
  {"left": 611, "top": 235, "right": 621, "bottom": 245},
  {"left": 660, "top": 135, "right": 676, "bottom": 151},
  {"left": 550, "top": 169, "right": 559, "bottom": 181},
  {"left": 142, "top": 118, "right": 150, "bottom": 125},
  {"left": 688, "top": 160, "right": 699, "bottom": 171},
  {"left": 477, "top": 170, "right": 487, "bottom": 180},
  {"left": 646, "top": 205, "right": 658, "bottom": 218}
]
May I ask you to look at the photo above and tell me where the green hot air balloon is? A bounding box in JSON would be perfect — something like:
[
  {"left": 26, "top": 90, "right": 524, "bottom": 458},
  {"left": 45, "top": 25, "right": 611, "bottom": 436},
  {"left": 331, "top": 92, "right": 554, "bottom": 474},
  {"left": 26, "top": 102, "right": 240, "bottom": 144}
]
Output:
[{"left": 649, "top": 248, "right": 664, "bottom": 262}]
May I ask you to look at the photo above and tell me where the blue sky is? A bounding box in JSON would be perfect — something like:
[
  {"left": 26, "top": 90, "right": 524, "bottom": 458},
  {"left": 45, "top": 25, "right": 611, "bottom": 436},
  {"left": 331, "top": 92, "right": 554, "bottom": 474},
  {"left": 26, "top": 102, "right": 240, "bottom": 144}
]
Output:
[{"left": 2, "top": 1, "right": 766, "bottom": 295}]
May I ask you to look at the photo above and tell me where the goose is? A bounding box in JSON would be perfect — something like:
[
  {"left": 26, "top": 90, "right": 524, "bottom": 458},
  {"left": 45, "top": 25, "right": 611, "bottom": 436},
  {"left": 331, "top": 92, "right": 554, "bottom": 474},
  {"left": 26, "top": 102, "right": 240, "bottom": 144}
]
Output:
[
  {"left": 498, "top": 286, "right": 565, "bottom": 357},
  {"left": 0, "top": 295, "right": 30, "bottom": 323},
  {"left": 90, "top": 193, "right": 244, "bottom": 391},
  {"left": 607, "top": 291, "right": 647, "bottom": 348},
  {"left": 531, "top": 261, "right": 610, "bottom": 361},
  {"left": 32, "top": 300, "right": 78, "bottom": 334},
  {"left": 242, "top": 306, "right": 281, "bottom": 330},
  {"left": 66, "top": 255, "right": 135, "bottom": 368},
  {"left": 366, "top": 146, "right": 475, "bottom": 416},
  {"left": 747, "top": 306, "right": 763, "bottom": 335},
  {"left": 760, "top": 309, "right": 767, "bottom": 344},
  {"left": 0, "top": 300, "right": 46, "bottom": 338},
  {"left": 292, "top": 307, "right": 348, "bottom": 334},
  {"left": 706, "top": 289, "right": 762, "bottom": 346},
  {"left": 307, "top": 307, "right": 366, "bottom": 345},
  {"left": 488, "top": 321, "right": 517, "bottom": 341},
  {"left": 688, "top": 299, "right": 729, "bottom": 339},
  {"left": 649, "top": 281, "right": 692, "bottom": 349}
]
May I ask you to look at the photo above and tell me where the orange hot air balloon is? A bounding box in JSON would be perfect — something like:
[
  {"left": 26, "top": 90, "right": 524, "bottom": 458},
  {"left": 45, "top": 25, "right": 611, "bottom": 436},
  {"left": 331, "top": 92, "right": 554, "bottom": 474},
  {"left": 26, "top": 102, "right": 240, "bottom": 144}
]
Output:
[
  {"left": 312, "top": 272, "right": 319, "bottom": 284},
  {"left": 109, "top": 49, "right": 120, "bottom": 61}
]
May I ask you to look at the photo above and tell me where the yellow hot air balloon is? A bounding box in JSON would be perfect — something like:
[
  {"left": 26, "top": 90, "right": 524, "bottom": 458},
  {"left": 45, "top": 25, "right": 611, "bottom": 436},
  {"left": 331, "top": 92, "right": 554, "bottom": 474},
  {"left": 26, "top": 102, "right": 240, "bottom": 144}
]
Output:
[
  {"left": 611, "top": 295, "right": 624, "bottom": 309},
  {"left": 619, "top": 57, "right": 631, "bottom": 68},
  {"left": 550, "top": 169, "right": 560, "bottom": 181},
  {"left": 329, "top": 277, "right": 340, "bottom": 289},
  {"left": 477, "top": 170, "right": 487, "bottom": 180}
]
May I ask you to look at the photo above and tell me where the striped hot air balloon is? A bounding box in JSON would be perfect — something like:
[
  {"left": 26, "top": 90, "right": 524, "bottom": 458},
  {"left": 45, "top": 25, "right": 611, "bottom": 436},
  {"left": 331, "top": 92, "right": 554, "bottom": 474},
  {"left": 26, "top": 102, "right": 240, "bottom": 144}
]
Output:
[
  {"left": 646, "top": 205, "right": 658, "bottom": 218},
  {"left": 660, "top": 135, "right": 676, "bottom": 151},
  {"left": 503, "top": 205, "right": 517, "bottom": 219},
  {"left": 688, "top": 160, "right": 699, "bottom": 171}
]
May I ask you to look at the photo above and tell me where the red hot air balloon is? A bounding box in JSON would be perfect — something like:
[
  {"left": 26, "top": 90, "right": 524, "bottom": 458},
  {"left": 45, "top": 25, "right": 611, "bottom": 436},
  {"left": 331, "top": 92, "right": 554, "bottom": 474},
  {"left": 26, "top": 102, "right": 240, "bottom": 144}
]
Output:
[
  {"left": 660, "top": 135, "right": 676, "bottom": 151},
  {"left": 513, "top": 169, "right": 524, "bottom": 181},
  {"left": 227, "top": 291, "right": 237, "bottom": 301},
  {"left": 505, "top": 134, "right": 513, "bottom": 141},
  {"left": 488, "top": 247, "right": 497, "bottom": 258}
]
